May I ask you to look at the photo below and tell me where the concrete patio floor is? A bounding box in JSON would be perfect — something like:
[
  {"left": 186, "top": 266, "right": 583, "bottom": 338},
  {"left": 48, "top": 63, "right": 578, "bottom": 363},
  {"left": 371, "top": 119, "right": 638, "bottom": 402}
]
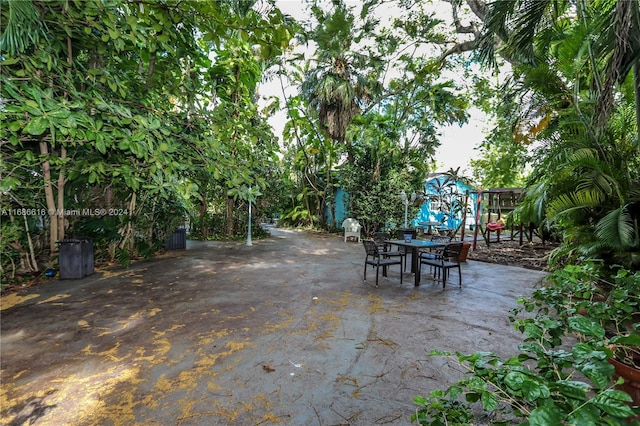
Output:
[{"left": 0, "top": 227, "right": 547, "bottom": 425}]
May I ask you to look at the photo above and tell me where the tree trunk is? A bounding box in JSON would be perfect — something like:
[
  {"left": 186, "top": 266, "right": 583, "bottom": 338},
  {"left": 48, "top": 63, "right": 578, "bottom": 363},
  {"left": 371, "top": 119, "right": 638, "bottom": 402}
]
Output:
[
  {"left": 23, "top": 213, "right": 38, "bottom": 272},
  {"left": 306, "top": 193, "right": 315, "bottom": 227},
  {"left": 146, "top": 52, "right": 156, "bottom": 89},
  {"left": 635, "top": 61, "right": 640, "bottom": 147},
  {"left": 40, "top": 142, "right": 58, "bottom": 253},
  {"left": 226, "top": 196, "right": 234, "bottom": 237},
  {"left": 199, "top": 195, "right": 208, "bottom": 239},
  {"left": 324, "top": 156, "right": 332, "bottom": 230},
  {"left": 57, "top": 35, "right": 72, "bottom": 242},
  {"left": 224, "top": 63, "right": 241, "bottom": 239},
  {"left": 119, "top": 192, "right": 136, "bottom": 251},
  {"left": 105, "top": 185, "right": 112, "bottom": 208},
  {"left": 57, "top": 146, "right": 66, "bottom": 240}
]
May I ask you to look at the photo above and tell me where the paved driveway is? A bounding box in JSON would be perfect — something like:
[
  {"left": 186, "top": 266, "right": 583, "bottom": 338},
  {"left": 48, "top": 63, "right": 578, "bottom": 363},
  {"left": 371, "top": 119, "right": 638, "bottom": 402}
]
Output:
[{"left": 1, "top": 227, "right": 546, "bottom": 425}]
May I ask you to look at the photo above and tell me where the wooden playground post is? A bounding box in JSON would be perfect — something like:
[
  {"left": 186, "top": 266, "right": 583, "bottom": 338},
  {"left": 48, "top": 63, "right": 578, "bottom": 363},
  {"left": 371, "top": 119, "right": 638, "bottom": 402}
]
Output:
[
  {"left": 472, "top": 190, "right": 482, "bottom": 251},
  {"left": 460, "top": 191, "right": 469, "bottom": 241}
]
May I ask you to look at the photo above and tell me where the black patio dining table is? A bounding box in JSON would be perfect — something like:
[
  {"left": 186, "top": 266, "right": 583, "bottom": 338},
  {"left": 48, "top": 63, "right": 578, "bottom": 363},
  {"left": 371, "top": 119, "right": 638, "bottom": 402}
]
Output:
[{"left": 385, "top": 239, "right": 448, "bottom": 286}]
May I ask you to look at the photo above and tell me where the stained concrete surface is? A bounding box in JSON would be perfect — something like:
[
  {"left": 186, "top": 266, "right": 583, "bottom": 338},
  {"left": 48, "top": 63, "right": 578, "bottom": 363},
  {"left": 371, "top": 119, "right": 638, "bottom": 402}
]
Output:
[{"left": 0, "top": 227, "right": 547, "bottom": 425}]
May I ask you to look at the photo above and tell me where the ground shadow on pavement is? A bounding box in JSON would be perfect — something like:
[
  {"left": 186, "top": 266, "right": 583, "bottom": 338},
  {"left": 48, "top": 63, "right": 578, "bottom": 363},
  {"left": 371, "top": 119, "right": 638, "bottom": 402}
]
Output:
[{"left": 1, "top": 227, "right": 547, "bottom": 425}]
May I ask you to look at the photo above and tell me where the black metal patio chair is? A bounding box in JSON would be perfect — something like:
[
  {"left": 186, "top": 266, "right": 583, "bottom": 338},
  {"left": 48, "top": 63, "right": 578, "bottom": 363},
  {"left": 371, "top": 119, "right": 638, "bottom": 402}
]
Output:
[
  {"left": 362, "top": 239, "right": 404, "bottom": 287},
  {"left": 419, "top": 242, "right": 463, "bottom": 289},
  {"left": 372, "top": 231, "right": 407, "bottom": 270},
  {"left": 418, "top": 235, "right": 452, "bottom": 262}
]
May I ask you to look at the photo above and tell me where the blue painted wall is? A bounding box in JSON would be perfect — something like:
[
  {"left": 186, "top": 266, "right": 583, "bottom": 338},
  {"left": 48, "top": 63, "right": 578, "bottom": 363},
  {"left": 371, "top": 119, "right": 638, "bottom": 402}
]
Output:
[
  {"left": 326, "top": 188, "right": 349, "bottom": 228},
  {"left": 327, "top": 176, "right": 478, "bottom": 231},
  {"left": 415, "top": 175, "right": 477, "bottom": 231}
]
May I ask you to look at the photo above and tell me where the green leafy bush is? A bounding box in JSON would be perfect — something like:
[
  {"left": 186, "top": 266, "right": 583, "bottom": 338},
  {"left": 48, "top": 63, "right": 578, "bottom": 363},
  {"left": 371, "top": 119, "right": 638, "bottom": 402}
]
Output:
[{"left": 413, "top": 263, "right": 640, "bottom": 425}]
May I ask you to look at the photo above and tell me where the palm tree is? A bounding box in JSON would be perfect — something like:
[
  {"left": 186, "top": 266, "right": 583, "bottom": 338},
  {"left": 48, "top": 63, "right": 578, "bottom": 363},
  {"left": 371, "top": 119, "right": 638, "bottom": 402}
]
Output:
[
  {"left": 543, "top": 140, "right": 640, "bottom": 268},
  {"left": 476, "top": 0, "right": 640, "bottom": 267},
  {"left": 593, "top": 0, "right": 640, "bottom": 138},
  {"left": 478, "top": 0, "right": 640, "bottom": 144},
  {"left": 301, "top": 0, "right": 382, "bottom": 157}
]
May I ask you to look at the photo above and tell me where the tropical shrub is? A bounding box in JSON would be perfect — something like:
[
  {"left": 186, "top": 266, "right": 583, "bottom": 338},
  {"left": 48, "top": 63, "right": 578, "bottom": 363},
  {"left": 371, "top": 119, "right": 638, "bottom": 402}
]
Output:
[{"left": 413, "top": 263, "right": 640, "bottom": 425}]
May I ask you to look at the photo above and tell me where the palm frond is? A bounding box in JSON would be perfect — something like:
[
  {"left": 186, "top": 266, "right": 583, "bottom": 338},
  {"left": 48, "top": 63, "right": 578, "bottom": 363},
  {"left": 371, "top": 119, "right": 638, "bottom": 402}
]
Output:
[
  {"left": 477, "top": 0, "right": 518, "bottom": 66},
  {"left": 566, "top": 147, "right": 599, "bottom": 164},
  {"left": 0, "top": 0, "right": 48, "bottom": 55},
  {"left": 560, "top": 147, "right": 629, "bottom": 201},
  {"left": 548, "top": 240, "right": 593, "bottom": 267},
  {"left": 592, "top": 0, "right": 640, "bottom": 127},
  {"left": 505, "top": 0, "right": 552, "bottom": 64},
  {"left": 596, "top": 206, "right": 636, "bottom": 250},
  {"left": 547, "top": 190, "right": 604, "bottom": 218}
]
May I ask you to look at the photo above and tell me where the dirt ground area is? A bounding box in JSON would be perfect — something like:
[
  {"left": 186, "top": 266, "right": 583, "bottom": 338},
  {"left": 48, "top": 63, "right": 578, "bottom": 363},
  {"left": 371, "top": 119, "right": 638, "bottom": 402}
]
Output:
[
  {"left": 467, "top": 238, "right": 557, "bottom": 271},
  {"left": 1, "top": 227, "right": 548, "bottom": 425}
]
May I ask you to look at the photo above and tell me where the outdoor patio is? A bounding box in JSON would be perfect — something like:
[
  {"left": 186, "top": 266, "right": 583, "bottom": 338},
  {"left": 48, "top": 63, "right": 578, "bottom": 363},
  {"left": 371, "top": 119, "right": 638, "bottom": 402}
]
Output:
[{"left": 1, "top": 227, "right": 547, "bottom": 425}]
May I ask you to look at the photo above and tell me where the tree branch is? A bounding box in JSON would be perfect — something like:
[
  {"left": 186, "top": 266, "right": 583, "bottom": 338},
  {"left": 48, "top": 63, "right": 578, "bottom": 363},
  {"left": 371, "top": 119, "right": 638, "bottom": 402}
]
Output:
[
  {"left": 439, "top": 0, "right": 521, "bottom": 65},
  {"left": 465, "top": 0, "right": 488, "bottom": 22},
  {"left": 440, "top": 40, "right": 478, "bottom": 62},
  {"left": 438, "top": 0, "right": 485, "bottom": 62}
]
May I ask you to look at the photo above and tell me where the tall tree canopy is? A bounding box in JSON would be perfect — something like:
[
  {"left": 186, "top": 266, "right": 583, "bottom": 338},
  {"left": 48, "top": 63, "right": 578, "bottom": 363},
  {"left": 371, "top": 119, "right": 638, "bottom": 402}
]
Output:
[
  {"left": 1, "top": 0, "right": 293, "bottom": 275},
  {"left": 4, "top": 0, "right": 636, "bottom": 281},
  {"left": 279, "top": 0, "right": 469, "bottom": 229},
  {"left": 474, "top": 0, "right": 640, "bottom": 266}
]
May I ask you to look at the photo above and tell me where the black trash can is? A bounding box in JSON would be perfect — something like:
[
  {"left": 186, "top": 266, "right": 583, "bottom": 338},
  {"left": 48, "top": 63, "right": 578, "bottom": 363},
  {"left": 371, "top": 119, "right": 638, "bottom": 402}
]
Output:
[
  {"left": 58, "top": 238, "right": 94, "bottom": 279},
  {"left": 165, "top": 228, "right": 187, "bottom": 250}
]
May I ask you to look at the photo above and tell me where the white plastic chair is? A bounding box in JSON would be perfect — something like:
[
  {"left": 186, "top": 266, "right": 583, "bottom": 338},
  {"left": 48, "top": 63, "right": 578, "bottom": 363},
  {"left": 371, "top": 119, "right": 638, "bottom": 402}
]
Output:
[{"left": 342, "top": 218, "right": 362, "bottom": 242}]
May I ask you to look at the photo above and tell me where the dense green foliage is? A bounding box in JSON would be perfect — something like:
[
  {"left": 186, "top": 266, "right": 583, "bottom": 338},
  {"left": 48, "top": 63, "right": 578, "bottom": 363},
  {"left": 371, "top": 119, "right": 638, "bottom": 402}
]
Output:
[
  {"left": 2, "top": 0, "right": 636, "bottom": 275},
  {"left": 0, "top": 0, "right": 293, "bottom": 280},
  {"left": 413, "top": 1, "right": 640, "bottom": 424},
  {"left": 496, "top": 0, "right": 640, "bottom": 268},
  {"left": 414, "top": 263, "right": 640, "bottom": 425},
  {"left": 2, "top": 1, "right": 640, "bottom": 423},
  {"left": 0, "top": 2, "right": 636, "bottom": 263},
  {"left": 1, "top": 0, "right": 474, "bottom": 285},
  {"left": 278, "top": 0, "right": 469, "bottom": 231}
]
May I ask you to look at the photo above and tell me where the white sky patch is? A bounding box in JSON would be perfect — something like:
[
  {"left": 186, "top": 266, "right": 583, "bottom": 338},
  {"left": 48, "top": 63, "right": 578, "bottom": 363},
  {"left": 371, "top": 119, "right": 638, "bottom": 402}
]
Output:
[{"left": 437, "top": 108, "right": 491, "bottom": 174}]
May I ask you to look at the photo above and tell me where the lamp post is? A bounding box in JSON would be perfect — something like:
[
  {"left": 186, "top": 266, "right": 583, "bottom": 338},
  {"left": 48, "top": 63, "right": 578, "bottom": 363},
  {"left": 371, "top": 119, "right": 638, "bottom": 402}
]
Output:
[
  {"left": 400, "top": 190, "right": 417, "bottom": 229},
  {"left": 246, "top": 185, "right": 252, "bottom": 246},
  {"left": 244, "top": 185, "right": 261, "bottom": 247}
]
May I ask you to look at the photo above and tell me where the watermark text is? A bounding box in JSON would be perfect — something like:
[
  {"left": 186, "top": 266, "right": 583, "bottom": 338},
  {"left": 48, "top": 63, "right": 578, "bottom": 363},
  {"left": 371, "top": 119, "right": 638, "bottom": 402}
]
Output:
[{"left": 1, "top": 208, "right": 129, "bottom": 217}]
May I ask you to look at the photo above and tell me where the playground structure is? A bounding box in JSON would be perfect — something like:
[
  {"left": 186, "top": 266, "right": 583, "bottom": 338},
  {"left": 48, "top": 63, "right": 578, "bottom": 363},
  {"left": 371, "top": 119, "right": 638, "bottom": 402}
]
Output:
[
  {"left": 460, "top": 188, "right": 535, "bottom": 251},
  {"left": 328, "top": 180, "right": 539, "bottom": 251}
]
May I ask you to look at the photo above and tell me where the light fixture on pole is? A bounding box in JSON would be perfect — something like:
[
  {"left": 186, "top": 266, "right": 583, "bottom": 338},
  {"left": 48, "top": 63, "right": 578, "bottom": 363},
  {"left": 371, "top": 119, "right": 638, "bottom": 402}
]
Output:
[
  {"left": 400, "top": 190, "right": 417, "bottom": 229},
  {"left": 246, "top": 185, "right": 252, "bottom": 246},
  {"left": 244, "top": 185, "right": 261, "bottom": 247}
]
